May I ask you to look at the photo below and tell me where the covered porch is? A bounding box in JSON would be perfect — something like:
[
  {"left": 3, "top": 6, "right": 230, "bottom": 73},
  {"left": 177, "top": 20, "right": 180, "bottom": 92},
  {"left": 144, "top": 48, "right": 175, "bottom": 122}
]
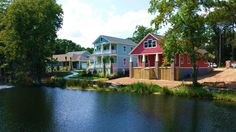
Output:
[{"left": 129, "top": 53, "right": 180, "bottom": 80}]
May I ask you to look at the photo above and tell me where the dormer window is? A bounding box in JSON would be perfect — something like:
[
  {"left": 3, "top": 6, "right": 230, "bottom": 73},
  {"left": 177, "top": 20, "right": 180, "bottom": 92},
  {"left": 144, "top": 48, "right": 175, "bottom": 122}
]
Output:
[
  {"left": 144, "top": 42, "right": 148, "bottom": 48},
  {"left": 144, "top": 39, "right": 157, "bottom": 48}
]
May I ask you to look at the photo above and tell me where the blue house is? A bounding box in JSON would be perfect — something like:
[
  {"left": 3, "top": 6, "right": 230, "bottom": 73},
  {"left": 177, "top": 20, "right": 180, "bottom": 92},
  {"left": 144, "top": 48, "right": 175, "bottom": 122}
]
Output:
[{"left": 88, "top": 35, "right": 136, "bottom": 75}]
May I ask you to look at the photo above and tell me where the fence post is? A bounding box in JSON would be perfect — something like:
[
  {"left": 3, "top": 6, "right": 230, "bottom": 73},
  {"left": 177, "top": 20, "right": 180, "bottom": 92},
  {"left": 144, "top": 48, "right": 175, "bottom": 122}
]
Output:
[{"left": 170, "top": 61, "right": 175, "bottom": 81}]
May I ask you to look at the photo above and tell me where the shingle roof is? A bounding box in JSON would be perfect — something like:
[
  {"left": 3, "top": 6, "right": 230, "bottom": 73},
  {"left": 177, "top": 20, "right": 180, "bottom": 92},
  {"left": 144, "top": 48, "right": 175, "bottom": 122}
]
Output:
[
  {"left": 96, "top": 35, "right": 136, "bottom": 45},
  {"left": 150, "top": 34, "right": 162, "bottom": 39}
]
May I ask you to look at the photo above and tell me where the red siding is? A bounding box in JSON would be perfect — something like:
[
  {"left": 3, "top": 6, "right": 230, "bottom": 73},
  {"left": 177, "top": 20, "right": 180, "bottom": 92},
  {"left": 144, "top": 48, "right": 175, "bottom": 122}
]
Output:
[
  {"left": 131, "top": 34, "right": 208, "bottom": 68},
  {"left": 131, "top": 34, "right": 163, "bottom": 54},
  {"left": 179, "top": 54, "right": 208, "bottom": 68}
]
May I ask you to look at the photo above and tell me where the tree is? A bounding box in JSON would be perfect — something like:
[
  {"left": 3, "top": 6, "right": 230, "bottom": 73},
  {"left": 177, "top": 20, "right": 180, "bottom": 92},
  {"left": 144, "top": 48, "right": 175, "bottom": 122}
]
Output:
[
  {"left": 149, "top": 0, "right": 208, "bottom": 86},
  {"left": 206, "top": 0, "right": 236, "bottom": 64},
  {"left": 0, "top": 0, "right": 11, "bottom": 81},
  {"left": 128, "top": 25, "right": 156, "bottom": 43},
  {"left": 1, "top": 0, "right": 63, "bottom": 84},
  {"left": 53, "top": 38, "right": 94, "bottom": 54}
]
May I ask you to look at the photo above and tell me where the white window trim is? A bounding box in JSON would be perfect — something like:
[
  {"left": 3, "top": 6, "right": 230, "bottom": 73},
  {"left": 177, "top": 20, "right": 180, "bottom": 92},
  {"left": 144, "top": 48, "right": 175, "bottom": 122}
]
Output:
[{"left": 143, "top": 39, "right": 157, "bottom": 49}]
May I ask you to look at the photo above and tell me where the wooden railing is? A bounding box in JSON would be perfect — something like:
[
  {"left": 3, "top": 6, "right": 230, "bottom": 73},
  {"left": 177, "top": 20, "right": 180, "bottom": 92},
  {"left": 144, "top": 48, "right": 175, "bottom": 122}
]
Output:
[{"left": 133, "top": 67, "right": 180, "bottom": 80}]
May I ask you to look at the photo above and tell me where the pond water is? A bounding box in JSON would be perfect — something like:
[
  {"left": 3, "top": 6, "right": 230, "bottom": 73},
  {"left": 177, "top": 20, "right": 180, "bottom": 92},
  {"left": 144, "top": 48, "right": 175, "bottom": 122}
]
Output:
[{"left": 0, "top": 87, "right": 236, "bottom": 132}]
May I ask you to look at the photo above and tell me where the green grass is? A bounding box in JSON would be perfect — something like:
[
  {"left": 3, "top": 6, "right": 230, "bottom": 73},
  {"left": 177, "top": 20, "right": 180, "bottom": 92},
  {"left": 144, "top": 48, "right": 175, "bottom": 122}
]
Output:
[
  {"left": 48, "top": 72, "right": 72, "bottom": 78},
  {"left": 121, "top": 82, "right": 163, "bottom": 94},
  {"left": 167, "top": 84, "right": 213, "bottom": 98},
  {"left": 75, "top": 76, "right": 108, "bottom": 81},
  {"left": 213, "top": 92, "right": 236, "bottom": 102},
  {"left": 44, "top": 77, "right": 236, "bottom": 102}
]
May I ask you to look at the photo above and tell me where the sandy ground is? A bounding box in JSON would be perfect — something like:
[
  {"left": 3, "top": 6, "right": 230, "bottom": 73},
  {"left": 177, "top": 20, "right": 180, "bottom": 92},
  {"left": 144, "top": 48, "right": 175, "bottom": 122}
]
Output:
[
  {"left": 107, "top": 78, "right": 187, "bottom": 88},
  {"left": 107, "top": 68, "right": 236, "bottom": 88}
]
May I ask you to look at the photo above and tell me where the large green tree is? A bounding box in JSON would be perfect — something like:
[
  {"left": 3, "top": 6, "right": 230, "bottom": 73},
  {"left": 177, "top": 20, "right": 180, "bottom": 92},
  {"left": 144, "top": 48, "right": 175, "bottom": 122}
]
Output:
[
  {"left": 206, "top": 0, "right": 236, "bottom": 65},
  {"left": 128, "top": 25, "right": 156, "bottom": 43},
  {"left": 1, "top": 0, "right": 63, "bottom": 84},
  {"left": 149, "top": 0, "right": 208, "bottom": 86}
]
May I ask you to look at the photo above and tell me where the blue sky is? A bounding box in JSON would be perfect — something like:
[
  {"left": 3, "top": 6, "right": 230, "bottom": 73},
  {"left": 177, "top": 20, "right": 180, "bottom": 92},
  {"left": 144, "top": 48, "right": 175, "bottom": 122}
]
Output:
[{"left": 57, "top": 0, "right": 160, "bottom": 47}]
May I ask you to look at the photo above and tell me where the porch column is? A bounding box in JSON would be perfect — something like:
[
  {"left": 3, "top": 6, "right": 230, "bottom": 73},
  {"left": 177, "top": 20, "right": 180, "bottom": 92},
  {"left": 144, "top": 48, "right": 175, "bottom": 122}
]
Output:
[
  {"left": 101, "top": 44, "right": 103, "bottom": 54},
  {"left": 170, "top": 59, "right": 175, "bottom": 81},
  {"left": 129, "top": 55, "right": 133, "bottom": 78},
  {"left": 110, "top": 56, "right": 113, "bottom": 74},
  {"left": 109, "top": 43, "right": 112, "bottom": 54},
  {"left": 142, "top": 54, "right": 145, "bottom": 68},
  {"left": 155, "top": 53, "right": 159, "bottom": 79},
  {"left": 101, "top": 56, "right": 103, "bottom": 69}
]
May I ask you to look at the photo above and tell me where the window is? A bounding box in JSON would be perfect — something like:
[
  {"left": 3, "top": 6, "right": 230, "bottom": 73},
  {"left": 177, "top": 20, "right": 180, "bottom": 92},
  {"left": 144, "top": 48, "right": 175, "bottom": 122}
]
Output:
[
  {"left": 123, "top": 58, "right": 126, "bottom": 66},
  {"left": 124, "top": 46, "right": 126, "bottom": 52},
  {"left": 152, "top": 41, "right": 156, "bottom": 47},
  {"left": 65, "top": 57, "right": 67, "bottom": 60},
  {"left": 144, "top": 42, "right": 148, "bottom": 48},
  {"left": 144, "top": 39, "right": 157, "bottom": 48},
  {"left": 180, "top": 55, "right": 184, "bottom": 64},
  {"left": 131, "top": 47, "right": 133, "bottom": 51}
]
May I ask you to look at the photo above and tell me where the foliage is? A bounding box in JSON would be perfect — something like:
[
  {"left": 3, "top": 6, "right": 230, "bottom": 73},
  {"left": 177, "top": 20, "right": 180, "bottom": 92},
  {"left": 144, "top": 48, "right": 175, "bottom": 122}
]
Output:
[
  {"left": 66, "top": 79, "right": 93, "bottom": 89},
  {"left": 149, "top": 0, "right": 209, "bottom": 86},
  {"left": 53, "top": 38, "right": 94, "bottom": 54},
  {"left": 123, "top": 82, "right": 163, "bottom": 94},
  {"left": 167, "top": 84, "right": 212, "bottom": 98},
  {"left": 128, "top": 25, "right": 156, "bottom": 43},
  {"left": 206, "top": 0, "right": 236, "bottom": 64},
  {"left": 0, "top": 0, "right": 63, "bottom": 84},
  {"left": 96, "top": 81, "right": 109, "bottom": 88},
  {"left": 213, "top": 91, "right": 236, "bottom": 102}
]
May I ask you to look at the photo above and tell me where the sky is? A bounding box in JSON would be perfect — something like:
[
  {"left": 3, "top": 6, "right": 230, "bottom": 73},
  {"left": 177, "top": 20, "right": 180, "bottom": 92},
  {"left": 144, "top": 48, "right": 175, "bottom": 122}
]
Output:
[{"left": 57, "top": 0, "right": 162, "bottom": 48}]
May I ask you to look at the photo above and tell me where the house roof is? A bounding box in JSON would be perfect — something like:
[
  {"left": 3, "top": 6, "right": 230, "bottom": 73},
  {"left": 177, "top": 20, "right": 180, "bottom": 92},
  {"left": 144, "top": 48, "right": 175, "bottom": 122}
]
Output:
[
  {"left": 53, "top": 51, "right": 90, "bottom": 62},
  {"left": 66, "top": 51, "right": 90, "bottom": 55},
  {"left": 93, "top": 35, "right": 136, "bottom": 45},
  {"left": 130, "top": 33, "right": 162, "bottom": 55}
]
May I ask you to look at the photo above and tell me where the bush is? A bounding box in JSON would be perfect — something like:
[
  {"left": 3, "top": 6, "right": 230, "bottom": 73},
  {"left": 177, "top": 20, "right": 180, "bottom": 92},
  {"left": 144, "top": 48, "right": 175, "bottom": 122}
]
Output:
[
  {"left": 49, "top": 76, "right": 66, "bottom": 87},
  {"left": 168, "top": 85, "right": 212, "bottom": 98},
  {"left": 96, "top": 81, "right": 110, "bottom": 88},
  {"left": 67, "top": 79, "right": 93, "bottom": 89}
]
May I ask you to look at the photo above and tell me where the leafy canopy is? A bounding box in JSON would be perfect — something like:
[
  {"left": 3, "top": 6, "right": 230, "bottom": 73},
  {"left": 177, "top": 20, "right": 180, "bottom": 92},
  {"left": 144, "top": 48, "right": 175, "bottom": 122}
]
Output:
[
  {"left": 1, "top": 0, "right": 63, "bottom": 84},
  {"left": 149, "top": 0, "right": 209, "bottom": 85}
]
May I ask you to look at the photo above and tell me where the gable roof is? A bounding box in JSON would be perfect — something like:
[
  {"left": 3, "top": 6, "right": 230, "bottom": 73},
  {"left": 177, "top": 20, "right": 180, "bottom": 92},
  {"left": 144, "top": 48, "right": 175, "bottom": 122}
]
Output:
[
  {"left": 130, "top": 33, "right": 162, "bottom": 54},
  {"left": 93, "top": 35, "right": 136, "bottom": 46}
]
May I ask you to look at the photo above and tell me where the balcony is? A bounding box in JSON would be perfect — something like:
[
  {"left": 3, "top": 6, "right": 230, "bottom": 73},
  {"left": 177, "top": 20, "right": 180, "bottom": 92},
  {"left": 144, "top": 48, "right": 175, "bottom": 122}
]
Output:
[{"left": 93, "top": 50, "right": 117, "bottom": 55}]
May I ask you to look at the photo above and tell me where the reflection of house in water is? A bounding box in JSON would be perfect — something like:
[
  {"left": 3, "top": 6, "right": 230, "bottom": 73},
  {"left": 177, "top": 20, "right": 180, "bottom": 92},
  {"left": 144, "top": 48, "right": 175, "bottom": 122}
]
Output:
[{"left": 52, "top": 51, "right": 90, "bottom": 71}]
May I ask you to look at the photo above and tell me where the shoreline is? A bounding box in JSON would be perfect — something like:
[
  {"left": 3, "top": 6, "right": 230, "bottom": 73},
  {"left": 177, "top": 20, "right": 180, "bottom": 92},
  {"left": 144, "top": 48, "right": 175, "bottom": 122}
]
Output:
[{"left": 63, "top": 83, "right": 236, "bottom": 103}]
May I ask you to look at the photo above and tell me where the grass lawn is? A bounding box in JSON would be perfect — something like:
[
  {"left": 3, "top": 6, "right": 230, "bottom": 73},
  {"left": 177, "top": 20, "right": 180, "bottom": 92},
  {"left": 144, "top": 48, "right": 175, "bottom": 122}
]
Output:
[{"left": 74, "top": 76, "right": 108, "bottom": 81}]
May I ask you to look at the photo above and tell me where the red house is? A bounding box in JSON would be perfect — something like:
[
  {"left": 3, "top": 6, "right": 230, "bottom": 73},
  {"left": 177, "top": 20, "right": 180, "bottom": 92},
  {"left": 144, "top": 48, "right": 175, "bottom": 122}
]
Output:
[{"left": 129, "top": 33, "right": 210, "bottom": 80}]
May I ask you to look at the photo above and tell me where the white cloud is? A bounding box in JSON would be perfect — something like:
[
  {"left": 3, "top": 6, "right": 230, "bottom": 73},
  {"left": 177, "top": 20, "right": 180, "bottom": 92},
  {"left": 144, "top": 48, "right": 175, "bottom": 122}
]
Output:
[{"left": 57, "top": 0, "right": 155, "bottom": 48}]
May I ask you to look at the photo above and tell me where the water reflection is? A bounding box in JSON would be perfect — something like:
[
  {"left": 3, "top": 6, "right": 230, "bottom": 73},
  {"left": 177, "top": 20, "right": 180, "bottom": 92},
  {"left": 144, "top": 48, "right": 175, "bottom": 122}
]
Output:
[
  {"left": 0, "top": 87, "right": 55, "bottom": 131},
  {"left": 0, "top": 87, "right": 235, "bottom": 131}
]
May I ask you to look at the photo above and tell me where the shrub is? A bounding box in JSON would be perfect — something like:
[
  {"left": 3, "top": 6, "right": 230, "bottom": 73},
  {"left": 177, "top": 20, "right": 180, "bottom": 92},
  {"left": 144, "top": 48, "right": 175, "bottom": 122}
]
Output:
[
  {"left": 67, "top": 79, "right": 93, "bottom": 89},
  {"left": 96, "top": 81, "right": 110, "bottom": 88},
  {"left": 50, "top": 76, "right": 66, "bottom": 88}
]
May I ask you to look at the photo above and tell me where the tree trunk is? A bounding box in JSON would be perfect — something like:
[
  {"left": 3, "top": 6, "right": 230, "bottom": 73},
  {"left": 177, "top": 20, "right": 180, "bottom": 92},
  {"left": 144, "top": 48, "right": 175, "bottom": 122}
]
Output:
[{"left": 191, "top": 45, "right": 198, "bottom": 87}]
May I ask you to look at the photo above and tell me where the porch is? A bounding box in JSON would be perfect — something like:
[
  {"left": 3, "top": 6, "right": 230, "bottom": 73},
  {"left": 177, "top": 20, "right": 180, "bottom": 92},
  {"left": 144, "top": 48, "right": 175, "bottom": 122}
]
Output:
[{"left": 130, "top": 53, "right": 180, "bottom": 81}]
